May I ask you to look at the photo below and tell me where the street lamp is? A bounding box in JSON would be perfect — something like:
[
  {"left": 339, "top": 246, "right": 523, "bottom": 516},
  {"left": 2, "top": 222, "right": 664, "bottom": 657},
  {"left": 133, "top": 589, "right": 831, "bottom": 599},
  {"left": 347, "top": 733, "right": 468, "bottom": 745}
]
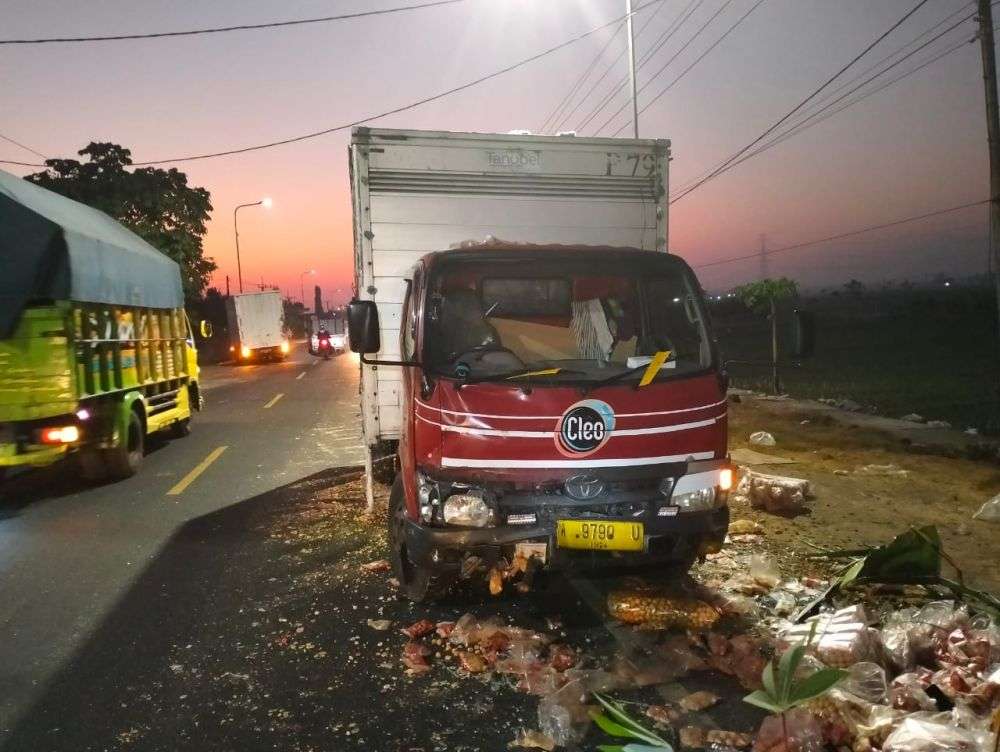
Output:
[
  {"left": 300, "top": 269, "right": 316, "bottom": 307},
  {"left": 233, "top": 197, "right": 272, "bottom": 293}
]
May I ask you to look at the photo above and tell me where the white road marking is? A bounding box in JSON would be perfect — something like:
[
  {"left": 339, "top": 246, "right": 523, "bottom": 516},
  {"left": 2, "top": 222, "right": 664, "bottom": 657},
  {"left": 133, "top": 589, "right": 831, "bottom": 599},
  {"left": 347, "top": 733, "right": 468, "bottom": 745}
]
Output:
[
  {"left": 264, "top": 393, "right": 285, "bottom": 409},
  {"left": 296, "top": 371, "right": 306, "bottom": 380}
]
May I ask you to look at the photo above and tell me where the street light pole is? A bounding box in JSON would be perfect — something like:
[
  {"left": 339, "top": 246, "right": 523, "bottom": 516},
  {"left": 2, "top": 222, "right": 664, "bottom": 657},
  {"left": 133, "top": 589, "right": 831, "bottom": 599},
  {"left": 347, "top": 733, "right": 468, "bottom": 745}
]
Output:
[
  {"left": 625, "top": 0, "right": 640, "bottom": 139},
  {"left": 300, "top": 270, "right": 316, "bottom": 307},
  {"left": 233, "top": 197, "right": 272, "bottom": 294}
]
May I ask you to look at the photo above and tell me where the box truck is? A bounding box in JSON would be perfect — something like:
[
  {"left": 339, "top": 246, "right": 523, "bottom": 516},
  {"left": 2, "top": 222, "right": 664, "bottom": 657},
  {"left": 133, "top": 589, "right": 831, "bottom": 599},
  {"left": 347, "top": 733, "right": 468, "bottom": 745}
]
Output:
[
  {"left": 0, "top": 169, "right": 202, "bottom": 481},
  {"left": 347, "top": 128, "right": 731, "bottom": 601},
  {"left": 226, "top": 290, "right": 289, "bottom": 362}
]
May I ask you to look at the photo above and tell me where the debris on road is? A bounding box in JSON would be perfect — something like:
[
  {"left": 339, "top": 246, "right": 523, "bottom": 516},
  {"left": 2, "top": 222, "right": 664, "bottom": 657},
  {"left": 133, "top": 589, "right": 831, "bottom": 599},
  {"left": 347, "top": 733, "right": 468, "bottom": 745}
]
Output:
[
  {"left": 730, "top": 518, "right": 766, "bottom": 536},
  {"left": 900, "top": 414, "right": 925, "bottom": 423},
  {"left": 926, "top": 420, "right": 952, "bottom": 429},
  {"left": 750, "top": 431, "right": 777, "bottom": 447},
  {"left": 853, "top": 463, "right": 910, "bottom": 477},
  {"left": 508, "top": 728, "right": 556, "bottom": 751},
  {"left": 606, "top": 584, "right": 722, "bottom": 631},
  {"left": 359, "top": 559, "right": 391, "bottom": 573},
  {"left": 973, "top": 493, "right": 1000, "bottom": 523},
  {"left": 366, "top": 618, "right": 392, "bottom": 631},
  {"left": 679, "top": 690, "right": 721, "bottom": 712},
  {"left": 734, "top": 470, "right": 812, "bottom": 514}
]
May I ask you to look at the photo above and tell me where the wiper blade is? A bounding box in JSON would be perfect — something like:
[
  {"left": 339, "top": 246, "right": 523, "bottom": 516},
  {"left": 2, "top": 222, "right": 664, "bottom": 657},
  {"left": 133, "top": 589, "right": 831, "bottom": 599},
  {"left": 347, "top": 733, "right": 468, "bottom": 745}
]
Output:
[
  {"left": 459, "top": 367, "right": 583, "bottom": 386},
  {"left": 591, "top": 351, "right": 673, "bottom": 389}
]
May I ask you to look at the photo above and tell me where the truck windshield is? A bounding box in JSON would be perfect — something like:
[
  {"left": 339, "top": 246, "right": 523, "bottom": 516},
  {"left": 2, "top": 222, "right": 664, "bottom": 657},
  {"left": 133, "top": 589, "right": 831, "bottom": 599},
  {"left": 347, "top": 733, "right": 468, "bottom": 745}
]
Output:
[{"left": 423, "top": 256, "right": 712, "bottom": 384}]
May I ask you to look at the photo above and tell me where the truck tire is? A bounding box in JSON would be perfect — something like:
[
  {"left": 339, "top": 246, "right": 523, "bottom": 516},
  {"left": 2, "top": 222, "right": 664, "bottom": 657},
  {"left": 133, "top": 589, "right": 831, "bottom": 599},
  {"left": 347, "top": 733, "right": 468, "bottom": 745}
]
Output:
[
  {"left": 105, "top": 409, "right": 144, "bottom": 480},
  {"left": 388, "top": 476, "right": 454, "bottom": 602},
  {"left": 78, "top": 449, "right": 107, "bottom": 482}
]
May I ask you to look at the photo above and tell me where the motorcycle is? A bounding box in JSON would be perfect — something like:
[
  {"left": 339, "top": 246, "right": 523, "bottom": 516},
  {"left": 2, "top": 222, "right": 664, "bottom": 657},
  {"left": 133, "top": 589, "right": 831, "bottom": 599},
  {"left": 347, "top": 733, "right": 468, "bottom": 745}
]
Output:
[{"left": 317, "top": 336, "right": 333, "bottom": 360}]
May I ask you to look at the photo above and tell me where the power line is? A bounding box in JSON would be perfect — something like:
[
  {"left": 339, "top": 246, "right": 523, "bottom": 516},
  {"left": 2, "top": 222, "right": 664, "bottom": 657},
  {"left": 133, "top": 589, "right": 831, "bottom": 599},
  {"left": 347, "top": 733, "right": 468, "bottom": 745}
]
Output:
[
  {"left": 0, "top": 158, "right": 46, "bottom": 167},
  {"left": 571, "top": 0, "right": 706, "bottom": 134},
  {"left": 67, "top": 0, "right": 657, "bottom": 166},
  {"left": 549, "top": 0, "right": 680, "bottom": 134},
  {"left": 0, "top": 132, "right": 48, "bottom": 159},
  {"left": 0, "top": 0, "right": 467, "bottom": 45},
  {"left": 670, "top": 0, "right": 934, "bottom": 204},
  {"left": 540, "top": 0, "right": 668, "bottom": 133},
  {"left": 671, "top": 3, "right": 981, "bottom": 197},
  {"left": 702, "top": 19, "right": 981, "bottom": 188},
  {"left": 603, "top": 0, "right": 766, "bottom": 137},
  {"left": 2, "top": 1, "right": 660, "bottom": 168},
  {"left": 538, "top": 21, "right": 626, "bottom": 134},
  {"left": 694, "top": 200, "right": 989, "bottom": 269}
]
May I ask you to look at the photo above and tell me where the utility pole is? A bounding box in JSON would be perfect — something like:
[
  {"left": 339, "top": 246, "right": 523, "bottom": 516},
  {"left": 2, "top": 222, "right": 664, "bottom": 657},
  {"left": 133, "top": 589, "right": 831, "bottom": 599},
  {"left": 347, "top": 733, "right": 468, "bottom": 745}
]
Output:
[
  {"left": 759, "top": 233, "right": 769, "bottom": 280},
  {"left": 978, "top": 0, "right": 1000, "bottom": 341},
  {"left": 625, "top": 0, "right": 639, "bottom": 138},
  {"left": 225, "top": 275, "right": 230, "bottom": 296}
]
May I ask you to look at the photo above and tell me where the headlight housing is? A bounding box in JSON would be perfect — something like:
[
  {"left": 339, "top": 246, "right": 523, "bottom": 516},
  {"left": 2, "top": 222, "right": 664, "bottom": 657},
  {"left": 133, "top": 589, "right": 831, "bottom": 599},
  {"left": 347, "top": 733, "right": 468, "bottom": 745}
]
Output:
[
  {"left": 442, "top": 490, "right": 494, "bottom": 527},
  {"left": 671, "top": 487, "right": 717, "bottom": 512}
]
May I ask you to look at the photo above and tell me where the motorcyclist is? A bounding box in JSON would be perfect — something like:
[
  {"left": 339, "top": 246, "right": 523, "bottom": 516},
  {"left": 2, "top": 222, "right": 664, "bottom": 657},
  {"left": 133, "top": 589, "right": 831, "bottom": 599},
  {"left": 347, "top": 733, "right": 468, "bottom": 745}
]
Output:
[{"left": 317, "top": 326, "right": 332, "bottom": 358}]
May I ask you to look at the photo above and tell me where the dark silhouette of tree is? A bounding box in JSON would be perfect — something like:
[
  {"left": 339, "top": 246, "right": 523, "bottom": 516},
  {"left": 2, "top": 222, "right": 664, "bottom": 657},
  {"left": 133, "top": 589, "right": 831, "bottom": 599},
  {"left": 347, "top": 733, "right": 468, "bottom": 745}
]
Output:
[{"left": 25, "top": 142, "right": 215, "bottom": 300}]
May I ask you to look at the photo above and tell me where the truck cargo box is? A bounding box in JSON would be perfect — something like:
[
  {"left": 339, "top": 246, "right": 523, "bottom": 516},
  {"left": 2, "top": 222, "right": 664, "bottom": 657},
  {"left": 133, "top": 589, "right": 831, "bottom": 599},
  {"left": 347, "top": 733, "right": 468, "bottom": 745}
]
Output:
[{"left": 349, "top": 128, "right": 670, "bottom": 448}]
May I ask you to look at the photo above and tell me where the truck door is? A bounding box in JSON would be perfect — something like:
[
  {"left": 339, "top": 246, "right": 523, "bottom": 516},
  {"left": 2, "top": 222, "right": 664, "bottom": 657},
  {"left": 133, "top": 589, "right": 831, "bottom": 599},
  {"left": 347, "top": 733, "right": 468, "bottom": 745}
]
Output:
[{"left": 398, "top": 266, "right": 422, "bottom": 516}]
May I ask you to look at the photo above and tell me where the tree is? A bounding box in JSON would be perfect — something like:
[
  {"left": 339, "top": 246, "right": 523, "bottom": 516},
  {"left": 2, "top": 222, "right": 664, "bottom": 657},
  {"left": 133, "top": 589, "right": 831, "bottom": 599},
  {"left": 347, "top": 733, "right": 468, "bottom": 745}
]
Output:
[
  {"left": 25, "top": 143, "right": 215, "bottom": 300},
  {"left": 735, "top": 278, "right": 799, "bottom": 394}
]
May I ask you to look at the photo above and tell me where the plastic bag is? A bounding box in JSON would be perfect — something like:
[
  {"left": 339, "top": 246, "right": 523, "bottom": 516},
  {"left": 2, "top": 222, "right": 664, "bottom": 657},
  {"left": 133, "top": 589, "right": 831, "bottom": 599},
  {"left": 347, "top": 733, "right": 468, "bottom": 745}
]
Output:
[
  {"left": 973, "top": 493, "right": 1000, "bottom": 522},
  {"left": 537, "top": 680, "right": 590, "bottom": 747},
  {"left": 883, "top": 607, "right": 919, "bottom": 672},
  {"left": 753, "top": 708, "right": 824, "bottom": 752},
  {"left": 882, "top": 716, "right": 984, "bottom": 751},
  {"left": 749, "top": 554, "right": 781, "bottom": 589},
  {"left": 842, "top": 662, "right": 889, "bottom": 704},
  {"left": 749, "top": 431, "right": 776, "bottom": 446}
]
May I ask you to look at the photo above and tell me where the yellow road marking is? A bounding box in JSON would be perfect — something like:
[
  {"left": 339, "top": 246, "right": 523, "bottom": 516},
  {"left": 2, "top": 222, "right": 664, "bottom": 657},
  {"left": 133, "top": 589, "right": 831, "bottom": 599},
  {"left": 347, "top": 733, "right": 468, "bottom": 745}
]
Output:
[
  {"left": 296, "top": 371, "right": 306, "bottom": 380},
  {"left": 264, "top": 393, "right": 285, "bottom": 408},
  {"left": 166, "top": 446, "right": 227, "bottom": 496}
]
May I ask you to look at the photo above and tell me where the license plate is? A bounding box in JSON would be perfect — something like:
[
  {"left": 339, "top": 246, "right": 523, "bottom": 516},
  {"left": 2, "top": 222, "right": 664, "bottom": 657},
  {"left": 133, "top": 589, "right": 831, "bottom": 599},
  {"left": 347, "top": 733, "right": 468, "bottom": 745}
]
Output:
[{"left": 556, "top": 520, "right": 644, "bottom": 552}]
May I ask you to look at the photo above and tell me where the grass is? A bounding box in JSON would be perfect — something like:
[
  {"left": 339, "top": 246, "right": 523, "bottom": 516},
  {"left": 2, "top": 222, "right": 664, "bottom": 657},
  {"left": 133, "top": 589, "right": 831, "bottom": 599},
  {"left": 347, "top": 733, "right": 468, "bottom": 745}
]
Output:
[{"left": 710, "top": 286, "right": 999, "bottom": 434}]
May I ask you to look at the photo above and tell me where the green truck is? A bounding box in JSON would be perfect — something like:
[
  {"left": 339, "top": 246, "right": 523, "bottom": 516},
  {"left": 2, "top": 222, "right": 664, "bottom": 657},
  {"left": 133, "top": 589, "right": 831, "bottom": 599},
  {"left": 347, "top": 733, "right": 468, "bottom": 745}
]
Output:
[{"left": 0, "top": 169, "right": 202, "bottom": 482}]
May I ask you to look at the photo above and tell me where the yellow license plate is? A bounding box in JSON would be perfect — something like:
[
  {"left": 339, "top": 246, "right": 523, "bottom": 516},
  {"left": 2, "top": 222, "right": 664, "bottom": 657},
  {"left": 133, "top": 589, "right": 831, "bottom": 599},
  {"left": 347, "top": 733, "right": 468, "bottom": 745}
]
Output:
[{"left": 556, "top": 520, "right": 644, "bottom": 551}]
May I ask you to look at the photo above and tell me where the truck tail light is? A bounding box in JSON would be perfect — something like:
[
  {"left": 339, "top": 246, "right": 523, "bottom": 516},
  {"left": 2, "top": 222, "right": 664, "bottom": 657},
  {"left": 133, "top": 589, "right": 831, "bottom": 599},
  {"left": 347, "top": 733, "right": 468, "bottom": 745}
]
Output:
[{"left": 40, "top": 425, "right": 80, "bottom": 444}]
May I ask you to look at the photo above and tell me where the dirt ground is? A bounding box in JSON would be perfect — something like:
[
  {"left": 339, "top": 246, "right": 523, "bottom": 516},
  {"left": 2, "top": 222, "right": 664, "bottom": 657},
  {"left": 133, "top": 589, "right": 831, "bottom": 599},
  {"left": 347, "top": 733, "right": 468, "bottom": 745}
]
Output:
[{"left": 726, "top": 397, "right": 1000, "bottom": 595}]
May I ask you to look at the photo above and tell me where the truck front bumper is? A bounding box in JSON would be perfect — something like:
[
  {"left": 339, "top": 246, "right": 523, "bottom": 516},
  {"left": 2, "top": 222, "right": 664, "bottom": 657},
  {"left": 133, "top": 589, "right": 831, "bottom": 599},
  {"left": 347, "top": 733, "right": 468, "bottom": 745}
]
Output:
[{"left": 403, "top": 505, "right": 729, "bottom": 573}]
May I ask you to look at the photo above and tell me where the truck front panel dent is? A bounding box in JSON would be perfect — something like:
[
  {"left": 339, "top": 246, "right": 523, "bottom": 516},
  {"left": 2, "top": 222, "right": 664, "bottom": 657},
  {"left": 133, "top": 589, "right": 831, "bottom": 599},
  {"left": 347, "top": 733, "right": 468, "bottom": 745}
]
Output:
[{"left": 415, "top": 374, "right": 726, "bottom": 476}]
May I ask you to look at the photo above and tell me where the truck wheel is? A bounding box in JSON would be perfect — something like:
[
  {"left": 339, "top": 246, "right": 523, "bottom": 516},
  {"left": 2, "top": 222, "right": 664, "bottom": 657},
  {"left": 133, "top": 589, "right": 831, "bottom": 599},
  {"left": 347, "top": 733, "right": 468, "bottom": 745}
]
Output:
[
  {"left": 78, "top": 449, "right": 107, "bottom": 482},
  {"left": 105, "top": 409, "right": 144, "bottom": 480},
  {"left": 388, "top": 476, "right": 454, "bottom": 602}
]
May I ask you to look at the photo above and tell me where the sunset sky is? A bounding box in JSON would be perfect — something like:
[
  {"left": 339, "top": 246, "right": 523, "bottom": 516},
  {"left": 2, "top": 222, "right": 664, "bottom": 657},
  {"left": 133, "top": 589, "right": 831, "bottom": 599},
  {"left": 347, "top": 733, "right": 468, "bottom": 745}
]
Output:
[{"left": 2, "top": 0, "right": 992, "bottom": 298}]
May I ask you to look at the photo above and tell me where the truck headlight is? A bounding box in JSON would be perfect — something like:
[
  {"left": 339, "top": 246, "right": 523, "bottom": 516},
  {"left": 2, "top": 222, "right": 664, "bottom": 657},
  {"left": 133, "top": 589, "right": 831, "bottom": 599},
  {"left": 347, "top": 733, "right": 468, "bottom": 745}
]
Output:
[
  {"left": 240, "top": 346, "right": 251, "bottom": 359},
  {"left": 671, "top": 487, "right": 717, "bottom": 512},
  {"left": 280, "top": 341, "right": 290, "bottom": 354},
  {"left": 442, "top": 491, "right": 494, "bottom": 527}
]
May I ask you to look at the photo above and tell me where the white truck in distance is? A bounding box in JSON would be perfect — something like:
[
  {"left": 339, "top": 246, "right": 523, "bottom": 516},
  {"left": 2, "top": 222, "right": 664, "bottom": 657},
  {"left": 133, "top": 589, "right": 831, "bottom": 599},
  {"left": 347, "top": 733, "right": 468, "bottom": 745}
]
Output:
[{"left": 226, "top": 290, "right": 289, "bottom": 362}]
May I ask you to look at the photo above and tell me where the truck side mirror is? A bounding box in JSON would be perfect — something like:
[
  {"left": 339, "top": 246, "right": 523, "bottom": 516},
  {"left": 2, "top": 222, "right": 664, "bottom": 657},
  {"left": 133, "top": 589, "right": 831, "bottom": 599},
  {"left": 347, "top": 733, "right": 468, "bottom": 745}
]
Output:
[
  {"left": 199, "top": 320, "right": 214, "bottom": 338},
  {"left": 348, "top": 300, "right": 381, "bottom": 354},
  {"left": 791, "top": 309, "right": 815, "bottom": 359}
]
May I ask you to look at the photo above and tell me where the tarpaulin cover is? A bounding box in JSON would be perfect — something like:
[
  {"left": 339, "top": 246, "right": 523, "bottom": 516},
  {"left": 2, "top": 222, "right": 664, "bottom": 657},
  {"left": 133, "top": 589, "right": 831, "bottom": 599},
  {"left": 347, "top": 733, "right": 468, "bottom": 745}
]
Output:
[{"left": 0, "top": 168, "right": 183, "bottom": 337}]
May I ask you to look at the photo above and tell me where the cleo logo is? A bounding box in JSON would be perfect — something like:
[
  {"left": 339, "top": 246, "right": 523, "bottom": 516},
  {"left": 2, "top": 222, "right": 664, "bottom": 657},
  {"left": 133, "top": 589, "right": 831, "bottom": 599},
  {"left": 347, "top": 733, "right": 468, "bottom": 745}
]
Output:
[{"left": 556, "top": 399, "right": 615, "bottom": 457}]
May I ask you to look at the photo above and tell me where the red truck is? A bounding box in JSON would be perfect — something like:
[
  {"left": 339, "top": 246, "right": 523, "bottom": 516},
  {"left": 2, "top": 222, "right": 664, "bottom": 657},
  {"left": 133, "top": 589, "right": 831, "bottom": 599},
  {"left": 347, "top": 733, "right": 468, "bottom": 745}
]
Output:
[{"left": 348, "top": 129, "right": 732, "bottom": 601}]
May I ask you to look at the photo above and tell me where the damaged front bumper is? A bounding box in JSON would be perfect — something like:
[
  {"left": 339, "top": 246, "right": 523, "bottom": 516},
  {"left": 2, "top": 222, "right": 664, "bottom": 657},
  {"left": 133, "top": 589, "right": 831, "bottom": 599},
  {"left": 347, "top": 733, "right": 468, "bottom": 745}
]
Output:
[{"left": 405, "top": 458, "right": 732, "bottom": 574}]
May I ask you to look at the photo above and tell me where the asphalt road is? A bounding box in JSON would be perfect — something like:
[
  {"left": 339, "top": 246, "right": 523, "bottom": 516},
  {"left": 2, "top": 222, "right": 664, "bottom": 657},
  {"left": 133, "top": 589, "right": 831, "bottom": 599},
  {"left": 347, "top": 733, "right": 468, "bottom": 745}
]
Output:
[{"left": 0, "top": 346, "right": 364, "bottom": 744}]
